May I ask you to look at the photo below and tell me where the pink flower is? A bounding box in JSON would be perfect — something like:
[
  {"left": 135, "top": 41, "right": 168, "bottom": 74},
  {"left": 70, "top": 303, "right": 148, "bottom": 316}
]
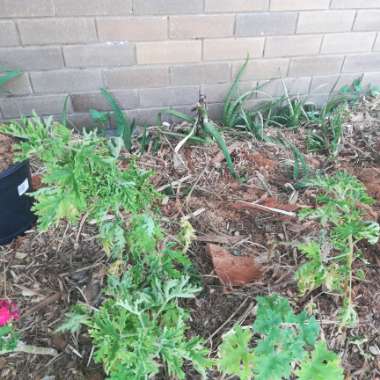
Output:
[{"left": 0, "top": 300, "right": 20, "bottom": 326}]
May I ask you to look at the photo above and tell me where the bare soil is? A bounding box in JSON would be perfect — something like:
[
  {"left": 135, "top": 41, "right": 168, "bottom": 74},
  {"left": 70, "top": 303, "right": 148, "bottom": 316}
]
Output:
[
  {"left": 0, "top": 134, "right": 14, "bottom": 173},
  {"left": 1, "top": 96, "right": 380, "bottom": 379}
]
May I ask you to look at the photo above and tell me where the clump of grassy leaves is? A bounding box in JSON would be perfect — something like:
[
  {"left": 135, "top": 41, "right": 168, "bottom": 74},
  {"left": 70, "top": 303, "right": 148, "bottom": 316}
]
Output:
[
  {"left": 297, "top": 172, "right": 379, "bottom": 327},
  {"left": 217, "top": 294, "right": 343, "bottom": 380},
  {"left": 305, "top": 97, "right": 347, "bottom": 158}
]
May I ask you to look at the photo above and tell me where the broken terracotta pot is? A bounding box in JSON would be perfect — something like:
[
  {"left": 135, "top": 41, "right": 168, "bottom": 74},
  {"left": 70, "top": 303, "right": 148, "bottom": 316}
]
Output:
[{"left": 207, "top": 243, "right": 262, "bottom": 288}]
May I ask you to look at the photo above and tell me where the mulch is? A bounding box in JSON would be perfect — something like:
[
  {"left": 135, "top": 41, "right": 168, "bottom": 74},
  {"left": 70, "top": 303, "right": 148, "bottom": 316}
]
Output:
[{"left": 1, "top": 96, "right": 380, "bottom": 379}]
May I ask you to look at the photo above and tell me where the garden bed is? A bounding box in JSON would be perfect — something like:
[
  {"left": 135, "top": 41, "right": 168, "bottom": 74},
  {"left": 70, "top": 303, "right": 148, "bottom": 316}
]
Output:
[{"left": 1, "top": 93, "right": 380, "bottom": 379}]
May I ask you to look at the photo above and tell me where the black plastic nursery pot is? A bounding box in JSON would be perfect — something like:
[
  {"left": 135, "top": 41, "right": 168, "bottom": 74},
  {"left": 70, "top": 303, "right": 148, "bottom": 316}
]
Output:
[{"left": 0, "top": 160, "right": 36, "bottom": 245}]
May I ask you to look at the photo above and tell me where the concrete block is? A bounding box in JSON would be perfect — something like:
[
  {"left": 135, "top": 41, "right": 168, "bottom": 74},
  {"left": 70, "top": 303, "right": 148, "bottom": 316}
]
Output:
[
  {"left": 139, "top": 86, "right": 199, "bottom": 107},
  {"left": 205, "top": 0, "right": 269, "bottom": 12},
  {"left": 18, "top": 18, "right": 97, "bottom": 45},
  {"left": 53, "top": 0, "right": 132, "bottom": 16},
  {"left": 310, "top": 75, "right": 340, "bottom": 94},
  {"left": 64, "top": 43, "right": 136, "bottom": 68},
  {"left": 331, "top": 0, "right": 380, "bottom": 8},
  {"left": 97, "top": 17, "right": 167, "bottom": 42},
  {"left": 170, "top": 63, "right": 231, "bottom": 85},
  {"left": 257, "top": 77, "right": 311, "bottom": 98},
  {"left": 104, "top": 66, "right": 169, "bottom": 89},
  {"left": 134, "top": 0, "right": 203, "bottom": 15},
  {"left": 236, "top": 12, "right": 297, "bottom": 36},
  {"left": 232, "top": 59, "right": 289, "bottom": 81},
  {"left": 137, "top": 41, "right": 201, "bottom": 64},
  {"left": 288, "top": 56, "right": 344, "bottom": 77},
  {"left": 354, "top": 11, "right": 380, "bottom": 31},
  {"left": 265, "top": 35, "right": 322, "bottom": 57},
  {"left": 321, "top": 32, "right": 376, "bottom": 54},
  {"left": 170, "top": 15, "right": 234, "bottom": 39},
  {"left": 0, "top": 94, "right": 71, "bottom": 119},
  {"left": 0, "top": 21, "right": 19, "bottom": 46},
  {"left": 270, "top": 0, "right": 330, "bottom": 10},
  {"left": 343, "top": 53, "right": 380, "bottom": 72},
  {"left": 204, "top": 38, "right": 264, "bottom": 60},
  {"left": 0, "top": 47, "right": 64, "bottom": 70},
  {"left": 297, "top": 11, "right": 355, "bottom": 33},
  {"left": 0, "top": 73, "right": 32, "bottom": 96},
  {"left": 31, "top": 70, "right": 103, "bottom": 94},
  {"left": 71, "top": 90, "right": 139, "bottom": 112},
  {"left": 0, "top": 0, "right": 53, "bottom": 17}
]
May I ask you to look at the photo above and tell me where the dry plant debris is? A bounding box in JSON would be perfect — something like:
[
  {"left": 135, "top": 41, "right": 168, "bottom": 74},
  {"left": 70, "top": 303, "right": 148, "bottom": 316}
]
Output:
[{"left": 1, "top": 96, "right": 380, "bottom": 379}]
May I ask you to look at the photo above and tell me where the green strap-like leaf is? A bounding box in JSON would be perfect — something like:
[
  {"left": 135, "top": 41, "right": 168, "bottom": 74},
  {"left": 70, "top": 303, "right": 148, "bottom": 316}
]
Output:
[
  {"left": 101, "top": 88, "right": 133, "bottom": 151},
  {"left": 202, "top": 121, "right": 238, "bottom": 179}
]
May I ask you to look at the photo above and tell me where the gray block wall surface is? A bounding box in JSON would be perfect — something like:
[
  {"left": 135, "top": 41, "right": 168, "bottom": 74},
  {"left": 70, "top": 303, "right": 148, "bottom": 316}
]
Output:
[{"left": 0, "top": 0, "right": 380, "bottom": 124}]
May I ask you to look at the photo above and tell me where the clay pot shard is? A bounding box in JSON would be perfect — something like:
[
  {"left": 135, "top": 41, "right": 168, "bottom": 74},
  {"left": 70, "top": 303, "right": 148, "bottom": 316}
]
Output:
[{"left": 207, "top": 243, "right": 262, "bottom": 288}]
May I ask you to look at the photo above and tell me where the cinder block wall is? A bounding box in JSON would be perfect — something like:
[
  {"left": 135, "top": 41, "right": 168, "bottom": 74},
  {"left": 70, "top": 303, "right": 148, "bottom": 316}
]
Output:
[{"left": 0, "top": 0, "right": 380, "bottom": 124}]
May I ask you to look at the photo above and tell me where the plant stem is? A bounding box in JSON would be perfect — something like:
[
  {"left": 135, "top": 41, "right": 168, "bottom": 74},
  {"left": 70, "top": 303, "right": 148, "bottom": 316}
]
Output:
[
  {"left": 0, "top": 342, "right": 58, "bottom": 356},
  {"left": 347, "top": 235, "right": 354, "bottom": 310}
]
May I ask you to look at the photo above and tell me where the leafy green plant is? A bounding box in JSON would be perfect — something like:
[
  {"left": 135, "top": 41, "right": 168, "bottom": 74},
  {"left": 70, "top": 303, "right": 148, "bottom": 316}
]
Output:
[
  {"left": 217, "top": 294, "right": 343, "bottom": 380},
  {"left": 297, "top": 172, "right": 380, "bottom": 326},
  {"left": 59, "top": 215, "right": 211, "bottom": 380},
  {"left": 0, "top": 115, "right": 158, "bottom": 258}
]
